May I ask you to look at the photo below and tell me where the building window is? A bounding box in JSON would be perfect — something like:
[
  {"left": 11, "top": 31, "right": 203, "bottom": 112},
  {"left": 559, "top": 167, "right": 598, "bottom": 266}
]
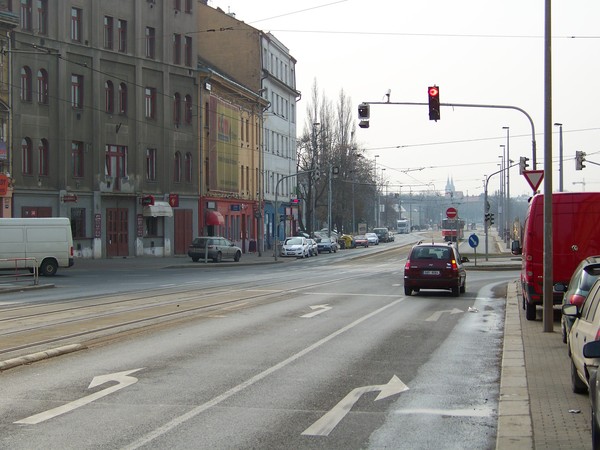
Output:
[
  {"left": 71, "top": 74, "right": 83, "bottom": 109},
  {"left": 104, "top": 16, "right": 113, "bottom": 49},
  {"left": 118, "top": 19, "right": 127, "bottom": 52},
  {"left": 118, "top": 82, "right": 127, "bottom": 114},
  {"left": 38, "top": 138, "right": 48, "bottom": 176},
  {"left": 173, "top": 34, "right": 181, "bottom": 64},
  {"left": 173, "top": 151, "right": 182, "bottom": 183},
  {"left": 20, "top": 66, "right": 32, "bottom": 102},
  {"left": 22, "top": 137, "right": 32, "bottom": 175},
  {"left": 20, "top": 0, "right": 32, "bottom": 31},
  {"left": 185, "top": 0, "right": 192, "bottom": 13},
  {"left": 145, "top": 27, "right": 155, "bottom": 59},
  {"left": 185, "top": 152, "right": 192, "bottom": 182},
  {"left": 70, "top": 208, "right": 86, "bottom": 239},
  {"left": 174, "top": 0, "right": 181, "bottom": 11},
  {"left": 105, "top": 144, "right": 127, "bottom": 190},
  {"left": 105, "top": 80, "right": 114, "bottom": 113},
  {"left": 36, "top": 69, "right": 48, "bottom": 104},
  {"left": 184, "top": 36, "right": 192, "bottom": 67},
  {"left": 184, "top": 94, "right": 192, "bottom": 125},
  {"left": 146, "top": 148, "right": 156, "bottom": 181},
  {"left": 72, "top": 141, "right": 84, "bottom": 177},
  {"left": 173, "top": 92, "right": 181, "bottom": 126},
  {"left": 71, "top": 7, "right": 82, "bottom": 42},
  {"left": 37, "top": 0, "right": 48, "bottom": 35},
  {"left": 145, "top": 87, "right": 156, "bottom": 119}
]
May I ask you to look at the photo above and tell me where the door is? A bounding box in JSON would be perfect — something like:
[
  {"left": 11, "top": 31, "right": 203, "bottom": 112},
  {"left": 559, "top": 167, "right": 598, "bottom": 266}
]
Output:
[
  {"left": 174, "top": 209, "right": 193, "bottom": 255},
  {"left": 106, "top": 208, "right": 128, "bottom": 257}
]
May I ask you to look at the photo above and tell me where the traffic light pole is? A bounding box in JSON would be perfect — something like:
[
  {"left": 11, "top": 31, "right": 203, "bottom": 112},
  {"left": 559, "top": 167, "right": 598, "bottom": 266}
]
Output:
[{"left": 361, "top": 101, "right": 538, "bottom": 169}]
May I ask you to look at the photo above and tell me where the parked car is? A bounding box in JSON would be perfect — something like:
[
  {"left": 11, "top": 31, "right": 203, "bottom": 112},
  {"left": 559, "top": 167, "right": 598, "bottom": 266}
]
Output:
[
  {"left": 281, "top": 236, "right": 310, "bottom": 258},
  {"left": 563, "top": 278, "right": 600, "bottom": 393},
  {"left": 314, "top": 232, "right": 338, "bottom": 253},
  {"left": 373, "top": 227, "right": 390, "bottom": 243},
  {"left": 365, "top": 232, "right": 379, "bottom": 245},
  {"left": 559, "top": 256, "right": 600, "bottom": 344},
  {"left": 306, "top": 238, "right": 319, "bottom": 256},
  {"left": 188, "top": 236, "right": 242, "bottom": 263},
  {"left": 582, "top": 340, "right": 600, "bottom": 448},
  {"left": 404, "top": 241, "right": 468, "bottom": 296},
  {"left": 354, "top": 235, "right": 369, "bottom": 248}
]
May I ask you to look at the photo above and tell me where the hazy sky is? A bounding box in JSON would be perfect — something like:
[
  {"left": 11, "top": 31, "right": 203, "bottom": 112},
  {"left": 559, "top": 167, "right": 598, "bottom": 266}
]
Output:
[{"left": 209, "top": 0, "right": 600, "bottom": 197}]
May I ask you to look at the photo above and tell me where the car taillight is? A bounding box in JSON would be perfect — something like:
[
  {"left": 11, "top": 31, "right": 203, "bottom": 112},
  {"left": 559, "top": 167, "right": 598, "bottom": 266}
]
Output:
[
  {"left": 450, "top": 259, "right": 458, "bottom": 270},
  {"left": 404, "top": 260, "right": 411, "bottom": 270},
  {"left": 569, "top": 294, "right": 586, "bottom": 308},
  {"left": 595, "top": 328, "right": 600, "bottom": 341}
]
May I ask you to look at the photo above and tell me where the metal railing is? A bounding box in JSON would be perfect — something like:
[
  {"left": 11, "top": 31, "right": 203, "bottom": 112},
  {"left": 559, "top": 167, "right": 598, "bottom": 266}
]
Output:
[{"left": 0, "top": 258, "right": 39, "bottom": 286}]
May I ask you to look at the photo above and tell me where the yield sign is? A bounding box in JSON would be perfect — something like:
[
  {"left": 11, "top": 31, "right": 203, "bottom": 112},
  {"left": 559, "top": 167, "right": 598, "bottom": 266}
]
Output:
[{"left": 523, "top": 170, "right": 544, "bottom": 192}]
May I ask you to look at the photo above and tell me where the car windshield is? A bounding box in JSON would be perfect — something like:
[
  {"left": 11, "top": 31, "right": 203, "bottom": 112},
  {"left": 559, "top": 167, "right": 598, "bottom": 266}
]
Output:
[{"left": 285, "top": 237, "right": 303, "bottom": 245}]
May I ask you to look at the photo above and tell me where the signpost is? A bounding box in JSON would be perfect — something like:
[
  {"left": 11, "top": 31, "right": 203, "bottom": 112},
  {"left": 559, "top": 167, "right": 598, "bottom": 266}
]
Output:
[
  {"left": 468, "top": 233, "right": 480, "bottom": 266},
  {"left": 446, "top": 207, "right": 457, "bottom": 219}
]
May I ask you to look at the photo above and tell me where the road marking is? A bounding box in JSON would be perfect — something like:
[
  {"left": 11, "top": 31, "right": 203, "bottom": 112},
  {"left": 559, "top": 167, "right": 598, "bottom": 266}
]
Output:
[
  {"left": 15, "top": 368, "right": 143, "bottom": 425},
  {"left": 123, "top": 298, "right": 405, "bottom": 449},
  {"left": 301, "top": 304, "right": 332, "bottom": 318},
  {"left": 425, "top": 308, "right": 463, "bottom": 322},
  {"left": 302, "top": 375, "right": 409, "bottom": 436}
]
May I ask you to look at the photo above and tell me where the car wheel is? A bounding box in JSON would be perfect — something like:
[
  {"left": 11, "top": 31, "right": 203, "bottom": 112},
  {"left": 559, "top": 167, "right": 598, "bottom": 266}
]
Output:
[
  {"left": 561, "top": 319, "right": 567, "bottom": 344},
  {"left": 214, "top": 252, "right": 222, "bottom": 263},
  {"left": 452, "top": 286, "right": 460, "bottom": 297},
  {"left": 191, "top": 257, "right": 199, "bottom": 262},
  {"left": 460, "top": 281, "right": 466, "bottom": 294},
  {"left": 571, "top": 359, "right": 588, "bottom": 394},
  {"left": 234, "top": 251, "right": 241, "bottom": 262},
  {"left": 404, "top": 286, "right": 412, "bottom": 296},
  {"left": 525, "top": 301, "right": 537, "bottom": 321},
  {"left": 40, "top": 259, "right": 58, "bottom": 276}
]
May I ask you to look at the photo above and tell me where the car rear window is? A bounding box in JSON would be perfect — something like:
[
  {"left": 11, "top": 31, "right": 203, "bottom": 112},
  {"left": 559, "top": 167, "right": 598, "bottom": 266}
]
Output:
[{"left": 412, "top": 247, "right": 451, "bottom": 260}]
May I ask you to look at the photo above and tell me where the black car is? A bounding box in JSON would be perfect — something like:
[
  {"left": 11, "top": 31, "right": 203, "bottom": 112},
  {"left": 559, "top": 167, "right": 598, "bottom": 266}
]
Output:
[{"left": 403, "top": 241, "right": 468, "bottom": 296}]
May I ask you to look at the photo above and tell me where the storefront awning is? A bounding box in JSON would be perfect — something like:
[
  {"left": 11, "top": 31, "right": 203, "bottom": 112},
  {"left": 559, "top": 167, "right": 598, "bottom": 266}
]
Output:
[
  {"left": 206, "top": 210, "right": 224, "bottom": 226},
  {"left": 143, "top": 201, "right": 173, "bottom": 217}
]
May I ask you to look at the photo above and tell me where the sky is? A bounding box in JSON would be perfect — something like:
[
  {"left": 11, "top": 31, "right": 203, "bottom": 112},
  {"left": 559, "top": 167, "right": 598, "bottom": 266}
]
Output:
[{"left": 209, "top": 0, "right": 600, "bottom": 197}]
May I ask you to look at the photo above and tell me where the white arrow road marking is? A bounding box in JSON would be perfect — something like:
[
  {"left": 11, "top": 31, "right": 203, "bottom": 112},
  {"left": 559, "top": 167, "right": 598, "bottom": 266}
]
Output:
[
  {"left": 301, "top": 375, "right": 409, "bottom": 437},
  {"left": 425, "top": 308, "right": 463, "bottom": 322},
  {"left": 15, "top": 368, "right": 144, "bottom": 425},
  {"left": 301, "top": 304, "right": 332, "bottom": 318}
]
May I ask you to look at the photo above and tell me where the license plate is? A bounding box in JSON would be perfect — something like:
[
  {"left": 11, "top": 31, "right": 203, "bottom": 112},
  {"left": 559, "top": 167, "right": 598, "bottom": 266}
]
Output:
[{"left": 423, "top": 270, "right": 440, "bottom": 275}]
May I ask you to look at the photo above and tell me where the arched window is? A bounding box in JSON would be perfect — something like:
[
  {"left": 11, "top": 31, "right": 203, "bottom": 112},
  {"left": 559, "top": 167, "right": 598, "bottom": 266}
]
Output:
[
  {"left": 37, "top": 69, "right": 48, "bottom": 104},
  {"left": 185, "top": 152, "right": 192, "bottom": 182},
  {"left": 22, "top": 137, "right": 32, "bottom": 175},
  {"left": 184, "top": 94, "right": 192, "bottom": 125},
  {"left": 118, "top": 82, "right": 127, "bottom": 114},
  {"left": 173, "top": 92, "right": 181, "bottom": 126},
  {"left": 38, "top": 138, "right": 49, "bottom": 176},
  {"left": 20, "top": 66, "right": 32, "bottom": 101},
  {"left": 105, "top": 80, "right": 114, "bottom": 113},
  {"left": 173, "top": 151, "right": 182, "bottom": 182}
]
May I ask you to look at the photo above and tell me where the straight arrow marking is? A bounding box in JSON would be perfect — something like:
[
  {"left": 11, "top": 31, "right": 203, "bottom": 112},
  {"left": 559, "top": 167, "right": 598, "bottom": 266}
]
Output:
[
  {"left": 301, "top": 304, "right": 332, "bottom": 318},
  {"left": 302, "top": 375, "right": 409, "bottom": 436},
  {"left": 15, "top": 368, "right": 143, "bottom": 425}
]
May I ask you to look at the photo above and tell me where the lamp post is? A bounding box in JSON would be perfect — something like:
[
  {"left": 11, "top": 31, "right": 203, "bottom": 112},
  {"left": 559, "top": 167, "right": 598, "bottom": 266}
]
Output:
[
  {"left": 311, "top": 122, "right": 320, "bottom": 233},
  {"left": 374, "top": 155, "right": 379, "bottom": 228},
  {"left": 502, "top": 126, "right": 511, "bottom": 246},
  {"left": 554, "top": 123, "right": 563, "bottom": 192},
  {"left": 498, "top": 151, "right": 504, "bottom": 241}
]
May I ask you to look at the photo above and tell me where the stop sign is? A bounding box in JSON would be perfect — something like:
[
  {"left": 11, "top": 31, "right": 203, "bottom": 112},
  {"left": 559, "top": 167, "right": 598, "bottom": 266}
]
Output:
[{"left": 446, "top": 207, "right": 458, "bottom": 219}]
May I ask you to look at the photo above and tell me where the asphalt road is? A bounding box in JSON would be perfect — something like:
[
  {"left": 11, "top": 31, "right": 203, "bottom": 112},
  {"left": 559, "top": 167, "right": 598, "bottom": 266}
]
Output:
[{"left": 0, "top": 240, "right": 516, "bottom": 448}]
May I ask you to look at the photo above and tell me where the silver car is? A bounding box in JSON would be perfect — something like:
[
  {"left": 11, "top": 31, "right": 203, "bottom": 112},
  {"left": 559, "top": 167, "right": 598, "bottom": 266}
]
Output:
[
  {"left": 188, "top": 236, "right": 242, "bottom": 263},
  {"left": 281, "top": 236, "right": 309, "bottom": 258}
]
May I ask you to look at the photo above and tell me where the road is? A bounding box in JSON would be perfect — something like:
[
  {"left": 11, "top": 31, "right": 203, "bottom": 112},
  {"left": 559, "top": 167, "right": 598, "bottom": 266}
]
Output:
[{"left": 0, "top": 239, "right": 517, "bottom": 448}]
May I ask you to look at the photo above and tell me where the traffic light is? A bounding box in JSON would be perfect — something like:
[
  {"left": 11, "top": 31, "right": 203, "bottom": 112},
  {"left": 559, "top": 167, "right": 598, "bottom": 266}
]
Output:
[
  {"left": 428, "top": 86, "right": 440, "bottom": 121},
  {"left": 358, "top": 103, "right": 370, "bottom": 128},
  {"left": 576, "top": 151, "right": 586, "bottom": 170},
  {"left": 490, "top": 213, "right": 494, "bottom": 225},
  {"left": 484, "top": 213, "right": 495, "bottom": 228},
  {"left": 519, "top": 156, "right": 530, "bottom": 175}
]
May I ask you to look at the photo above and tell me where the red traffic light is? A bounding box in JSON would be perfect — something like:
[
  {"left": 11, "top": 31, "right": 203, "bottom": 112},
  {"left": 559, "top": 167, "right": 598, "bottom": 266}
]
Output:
[{"left": 428, "top": 86, "right": 439, "bottom": 97}]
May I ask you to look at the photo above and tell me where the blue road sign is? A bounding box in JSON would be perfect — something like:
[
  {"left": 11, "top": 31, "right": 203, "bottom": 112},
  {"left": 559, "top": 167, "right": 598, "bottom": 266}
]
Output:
[{"left": 469, "top": 234, "right": 480, "bottom": 248}]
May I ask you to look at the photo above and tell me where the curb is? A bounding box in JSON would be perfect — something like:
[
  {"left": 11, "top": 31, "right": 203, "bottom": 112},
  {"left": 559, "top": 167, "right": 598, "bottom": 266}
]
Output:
[{"left": 0, "top": 343, "right": 86, "bottom": 371}]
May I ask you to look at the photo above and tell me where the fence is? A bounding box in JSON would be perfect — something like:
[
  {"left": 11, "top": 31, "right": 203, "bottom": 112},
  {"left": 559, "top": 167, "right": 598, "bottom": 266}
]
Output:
[{"left": 0, "top": 258, "right": 39, "bottom": 286}]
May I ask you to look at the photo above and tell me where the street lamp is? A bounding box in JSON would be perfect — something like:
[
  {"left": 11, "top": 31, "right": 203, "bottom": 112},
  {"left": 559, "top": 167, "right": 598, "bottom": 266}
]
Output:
[
  {"left": 502, "top": 126, "right": 510, "bottom": 246},
  {"left": 374, "top": 155, "right": 379, "bottom": 228},
  {"left": 311, "top": 122, "right": 320, "bottom": 233},
  {"left": 554, "top": 123, "right": 563, "bottom": 192}
]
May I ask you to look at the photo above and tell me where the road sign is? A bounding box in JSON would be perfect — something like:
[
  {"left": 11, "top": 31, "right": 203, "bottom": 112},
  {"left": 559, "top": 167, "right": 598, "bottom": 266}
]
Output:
[
  {"left": 446, "top": 207, "right": 458, "bottom": 219},
  {"left": 523, "top": 170, "right": 544, "bottom": 192},
  {"left": 468, "top": 234, "right": 480, "bottom": 248}
]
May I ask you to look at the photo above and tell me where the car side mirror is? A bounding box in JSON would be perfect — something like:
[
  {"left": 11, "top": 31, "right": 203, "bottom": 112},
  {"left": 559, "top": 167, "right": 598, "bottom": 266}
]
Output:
[
  {"left": 511, "top": 240, "right": 522, "bottom": 255},
  {"left": 562, "top": 304, "right": 578, "bottom": 317},
  {"left": 461, "top": 256, "right": 469, "bottom": 263}
]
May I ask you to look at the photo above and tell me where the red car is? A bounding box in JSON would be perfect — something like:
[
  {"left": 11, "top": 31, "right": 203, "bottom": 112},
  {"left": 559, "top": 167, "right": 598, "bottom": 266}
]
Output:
[{"left": 354, "top": 235, "right": 369, "bottom": 248}]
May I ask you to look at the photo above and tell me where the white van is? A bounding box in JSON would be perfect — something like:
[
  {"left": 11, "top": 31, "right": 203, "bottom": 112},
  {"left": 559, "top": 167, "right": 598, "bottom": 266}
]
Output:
[{"left": 0, "top": 218, "right": 74, "bottom": 276}]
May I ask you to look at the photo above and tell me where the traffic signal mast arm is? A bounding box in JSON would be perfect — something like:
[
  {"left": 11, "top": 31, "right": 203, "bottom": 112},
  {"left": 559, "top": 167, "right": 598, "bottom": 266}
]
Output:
[{"left": 360, "top": 100, "right": 538, "bottom": 169}]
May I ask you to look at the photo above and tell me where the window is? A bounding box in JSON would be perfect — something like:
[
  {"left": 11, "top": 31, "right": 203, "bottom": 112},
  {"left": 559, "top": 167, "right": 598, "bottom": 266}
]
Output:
[
  {"left": 173, "top": 151, "right": 181, "bottom": 183},
  {"left": 20, "top": 0, "right": 32, "bottom": 31},
  {"left": 72, "top": 141, "right": 84, "bottom": 177},
  {"left": 173, "top": 92, "right": 181, "bottom": 126},
  {"left": 71, "top": 7, "right": 82, "bottom": 42},
  {"left": 105, "top": 145, "right": 127, "bottom": 190},
  {"left": 105, "top": 80, "right": 114, "bottom": 113},
  {"left": 145, "top": 87, "right": 156, "bottom": 119},
  {"left": 174, "top": 0, "right": 181, "bottom": 11},
  {"left": 184, "top": 94, "right": 192, "bottom": 125},
  {"left": 71, "top": 74, "right": 83, "bottom": 109},
  {"left": 20, "top": 66, "right": 32, "bottom": 101},
  {"left": 104, "top": 16, "right": 113, "bottom": 49},
  {"left": 70, "top": 208, "right": 86, "bottom": 239},
  {"left": 118, "top": 19, "right": 127, "bottom": 52},
  {"left": 146, "top": 148, "right": 156, "bottom": 181},
  {"left": 185, "top": 152, "right": 192, "bottom": 183},
  {"left": 21, "top": 137, "right": 32, "bottom": 175},
  {"left": 145, "top": 27, "right": 155, "bottom": 58},
  {"left": 184, "top": 36, "right": 192, "bottom": 67},
  {"left": 38, "top": 138, "right": 48, "bottom": 176},
  {"left": 37, "top": 0, "right": 48, "bottom": 35},
  {"left": 118, "top": 82, "right": 127, "bottom": 114},
  {"left": 36, "top": 69, "right": 48, "bottom": 104},
  {"left": 185, "top": 0, "right": 192, "bottom": 13},
  {"left": 173, "top": 34, "right": 181, "bottom": 65}
]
